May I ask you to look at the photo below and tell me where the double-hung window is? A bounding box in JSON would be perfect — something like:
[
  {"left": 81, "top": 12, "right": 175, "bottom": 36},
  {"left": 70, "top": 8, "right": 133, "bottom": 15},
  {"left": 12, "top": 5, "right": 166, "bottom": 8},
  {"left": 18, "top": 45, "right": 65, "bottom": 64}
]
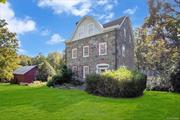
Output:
[
  {"left": 72, "top": 48, "right": 77, "bottom": 59},
  {"left": 99, "top": 42, "right": 107, "bottom": 55},
  {"left": 83, "top": 46, "right": 89, "bottom": 57},
  {"left": 83, "top": 66, "right": 89, "bottom": 78}
]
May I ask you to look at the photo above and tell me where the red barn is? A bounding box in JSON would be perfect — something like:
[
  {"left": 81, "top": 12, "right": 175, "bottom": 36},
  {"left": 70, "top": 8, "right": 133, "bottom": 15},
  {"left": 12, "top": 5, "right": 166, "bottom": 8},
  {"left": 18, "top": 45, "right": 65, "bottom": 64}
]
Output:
[{"left": 12, "top": 65, "right": 37, "bottom": 84}]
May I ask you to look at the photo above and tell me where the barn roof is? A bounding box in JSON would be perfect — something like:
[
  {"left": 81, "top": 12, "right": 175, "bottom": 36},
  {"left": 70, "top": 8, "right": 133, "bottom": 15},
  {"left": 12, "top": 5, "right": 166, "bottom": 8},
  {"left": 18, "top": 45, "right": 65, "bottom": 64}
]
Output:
[
  {"left": 103, "top": 16, "right": 126, "bottom": 28},
  {"left": 13, "top": 65, "right": 37, "bottom": 75}
]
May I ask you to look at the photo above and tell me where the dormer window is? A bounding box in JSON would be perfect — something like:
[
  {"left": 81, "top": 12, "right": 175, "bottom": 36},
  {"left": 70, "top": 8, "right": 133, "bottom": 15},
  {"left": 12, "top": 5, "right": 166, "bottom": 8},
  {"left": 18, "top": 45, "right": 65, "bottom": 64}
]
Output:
[
  {"left": 72, "top": 48, "right": 77, "bottom": 59},
  {"left": 88, "top": 23, "right": 94, "bottom": 35}
]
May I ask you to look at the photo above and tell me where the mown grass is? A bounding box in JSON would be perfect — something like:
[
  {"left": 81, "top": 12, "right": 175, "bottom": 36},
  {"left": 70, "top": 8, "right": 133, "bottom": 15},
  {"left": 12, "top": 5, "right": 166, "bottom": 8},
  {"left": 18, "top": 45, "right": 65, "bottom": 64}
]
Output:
[{"left": 0, "top": 83, "right": 179, "bottom": 120}]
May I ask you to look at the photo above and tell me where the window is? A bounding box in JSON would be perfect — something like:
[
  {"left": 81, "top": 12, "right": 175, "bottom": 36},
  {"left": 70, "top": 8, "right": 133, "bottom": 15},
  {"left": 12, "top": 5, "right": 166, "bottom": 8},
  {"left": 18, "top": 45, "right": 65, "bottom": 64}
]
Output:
[
  {"left": 83, "top": 66, "right": 89, "bottom": 78},
  {"left": 96, "top": 64, "right": 109, "bottom": 74},
  {"left": 83, "top": 46, "right": 89, "bottom": 57},
  {"left": 88, "top": 23, "right": 94, "bottom": 35},
  {"left": 122, "top": 44, "right": 125, "bottom": 57},
  {"left": 124, "top": 28, "right": 126, "bottom": 38},
  {"left": 78, "top": 26, "right": 84, "bottom": 38},
  {"left": 72, "top": 48, "right": 77, "bottom": 59},
  {"left": 99, "top": 42, "right": 107, "bottom": 55},
  {"left": 72, "top": 66, "right": 78, "bottom": 74}
]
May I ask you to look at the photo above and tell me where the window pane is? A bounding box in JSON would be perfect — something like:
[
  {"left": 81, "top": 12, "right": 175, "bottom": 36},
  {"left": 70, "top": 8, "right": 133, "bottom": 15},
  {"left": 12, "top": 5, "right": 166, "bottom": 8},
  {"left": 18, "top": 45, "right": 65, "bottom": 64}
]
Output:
[
  {"left": 99, "top": 43, "right": 107, "bottom": 55},
  {"left": 83, "top": 46, "right": 89, "bottom": 57},
  {"left": 83, "top": 66, "right": 89, "bottom": 78},
  {"left": 72, "top": 48, "right": 77, "bottom": 58}
]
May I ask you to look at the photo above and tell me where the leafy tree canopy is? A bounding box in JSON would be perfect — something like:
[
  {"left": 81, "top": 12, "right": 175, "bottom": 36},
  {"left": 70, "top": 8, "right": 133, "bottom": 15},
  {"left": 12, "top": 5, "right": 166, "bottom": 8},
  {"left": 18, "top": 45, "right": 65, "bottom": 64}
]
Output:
[{"left": 0, "top": 19, "right": 19, "bottom": 80}]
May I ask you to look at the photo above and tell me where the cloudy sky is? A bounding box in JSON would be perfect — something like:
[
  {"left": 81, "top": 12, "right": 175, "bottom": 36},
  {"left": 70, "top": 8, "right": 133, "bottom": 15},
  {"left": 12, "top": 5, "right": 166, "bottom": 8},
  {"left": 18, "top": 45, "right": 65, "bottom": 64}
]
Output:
[{"left": 0, "top": 0, "right": 148, "bottom": 56}]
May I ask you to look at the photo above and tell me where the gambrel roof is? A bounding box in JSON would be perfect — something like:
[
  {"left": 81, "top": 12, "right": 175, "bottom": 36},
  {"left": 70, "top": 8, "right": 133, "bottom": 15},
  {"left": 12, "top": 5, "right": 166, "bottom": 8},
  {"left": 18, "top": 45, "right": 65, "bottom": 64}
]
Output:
[{"left": 66, "top": 16, "right": 127, "bottom": 42}]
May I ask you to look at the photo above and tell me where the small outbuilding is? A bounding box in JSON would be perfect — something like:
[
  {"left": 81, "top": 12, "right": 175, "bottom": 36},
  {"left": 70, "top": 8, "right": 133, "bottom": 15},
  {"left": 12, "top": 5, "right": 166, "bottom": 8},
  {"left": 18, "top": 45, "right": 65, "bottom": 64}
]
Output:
[{"left": 12, "top": 65, "right": 37, "bottom": 84}]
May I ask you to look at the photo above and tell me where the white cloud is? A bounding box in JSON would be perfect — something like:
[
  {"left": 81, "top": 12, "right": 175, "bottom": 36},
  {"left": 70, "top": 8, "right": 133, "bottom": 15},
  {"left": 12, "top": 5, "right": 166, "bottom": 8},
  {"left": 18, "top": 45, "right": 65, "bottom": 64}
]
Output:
[
  {"left": 123, "top": 6, "right": 138, "bottom": 15},
  {"left": 41, "top": 29, "right": 51, "bottom": 36},
  {"left": 97, "top": 0, "right": 108, "bottom": 5},
  {"left": 104, "top": 4, "right": 113, "bottom": 11},
  {"left": 38, "top": 0, "right": 91, "bottom": 17},
  {"left": 37, "top": 0, "right": 118, "bottom": 23},
  {"left": 95, "top": 12, "right": 114, "bottom": 23},
  {"left": 46, "top": 33, "right": 65, "bottom": 45},
  {"left": 0, "top": 2, "right": 36, "bottom": 34}
]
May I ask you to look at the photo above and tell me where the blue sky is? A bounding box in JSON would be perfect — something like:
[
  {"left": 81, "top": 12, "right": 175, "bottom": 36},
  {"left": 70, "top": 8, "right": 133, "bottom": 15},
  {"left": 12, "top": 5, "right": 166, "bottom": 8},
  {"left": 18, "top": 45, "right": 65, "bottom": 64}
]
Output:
[{"left": 0, "top": 0, "right": 149, "bottom": 57}]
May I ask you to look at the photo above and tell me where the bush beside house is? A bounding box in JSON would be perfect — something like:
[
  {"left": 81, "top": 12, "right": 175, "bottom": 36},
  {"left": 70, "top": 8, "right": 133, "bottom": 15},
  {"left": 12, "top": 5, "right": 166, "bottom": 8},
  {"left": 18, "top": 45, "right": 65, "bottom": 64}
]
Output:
[
  {"left": 47, "top": 65, "right": 72, "bottom": 87},
  {"left": 86, "top": 67, "right": 147, "bottom": 98}
]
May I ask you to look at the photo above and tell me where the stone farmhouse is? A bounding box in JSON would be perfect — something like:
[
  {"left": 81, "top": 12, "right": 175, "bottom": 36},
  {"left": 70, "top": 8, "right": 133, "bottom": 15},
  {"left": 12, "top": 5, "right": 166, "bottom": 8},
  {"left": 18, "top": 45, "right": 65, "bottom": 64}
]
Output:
[{"left": 65, "top": 16, "right": 135, "bottom": 81}]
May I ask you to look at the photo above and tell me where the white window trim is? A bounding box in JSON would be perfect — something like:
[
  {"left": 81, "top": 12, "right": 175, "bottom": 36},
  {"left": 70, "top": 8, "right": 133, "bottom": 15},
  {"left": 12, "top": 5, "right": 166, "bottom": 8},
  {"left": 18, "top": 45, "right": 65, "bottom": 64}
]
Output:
[
  {"left": 72, "top": 48, "right": 77, "bottom": 59},
  {"left": 83, "top": 46, "right": 89, "bottom": 57},
  {"left": 83, "top": 66, "right": 89, "bottom": 79},
  {"left": 96, "top": 64, "right": 109, "bottom": 74},
  {"left": 99, "top": 42, "right": 107, "bottom": 56}
]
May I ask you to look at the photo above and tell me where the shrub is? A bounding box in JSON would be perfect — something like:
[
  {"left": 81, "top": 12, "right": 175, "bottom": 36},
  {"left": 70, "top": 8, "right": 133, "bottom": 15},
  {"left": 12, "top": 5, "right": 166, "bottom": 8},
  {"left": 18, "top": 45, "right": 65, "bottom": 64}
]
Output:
[
  {"left": 86, "top": 67, "right": 147, "bottom": 98},
  {"left": 170, "top": 61, "right": 180, "bottom": 93},
  {"left": 47, "top": 65, "right": 72, "bottom": 87}
]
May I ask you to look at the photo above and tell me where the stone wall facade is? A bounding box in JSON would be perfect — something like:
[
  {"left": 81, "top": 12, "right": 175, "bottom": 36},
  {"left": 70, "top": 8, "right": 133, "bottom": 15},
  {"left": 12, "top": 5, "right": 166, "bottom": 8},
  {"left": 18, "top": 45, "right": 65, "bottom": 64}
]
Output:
[
  {"left": 115, "top": 17, "right": 135, "bottom": 69},
  {"left": 65, "top": 31, "right": 116, "bottom": 80},
  {"left": 65, "top": 18, "right": 135, "bottom": 81}
]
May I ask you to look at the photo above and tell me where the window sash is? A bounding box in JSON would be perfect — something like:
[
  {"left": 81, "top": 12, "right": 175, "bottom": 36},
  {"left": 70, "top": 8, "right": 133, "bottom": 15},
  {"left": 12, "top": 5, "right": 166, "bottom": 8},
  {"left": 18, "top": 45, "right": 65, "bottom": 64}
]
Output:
[
  {"left": 83, "top": 46, "right": 89, "bottom": 57},
  {"left": 99, "top": 42, "right": 107, "bottom": 55},
  {"left": 83, "top": 66, "right": 89, "bottom": 78},
  {"left": 72, "top": 48, "right": 77, "bottom": 59}
]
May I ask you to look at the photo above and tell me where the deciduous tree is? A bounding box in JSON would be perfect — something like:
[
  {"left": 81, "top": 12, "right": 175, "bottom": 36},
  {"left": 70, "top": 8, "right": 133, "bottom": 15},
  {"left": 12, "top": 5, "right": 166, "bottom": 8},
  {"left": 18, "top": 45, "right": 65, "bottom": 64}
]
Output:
[
  {"left": 0, "top": 19, "right": 19, "bottom": 81},
  {"left": 135, "top": 0, "right": 179, "bottom": 90}
]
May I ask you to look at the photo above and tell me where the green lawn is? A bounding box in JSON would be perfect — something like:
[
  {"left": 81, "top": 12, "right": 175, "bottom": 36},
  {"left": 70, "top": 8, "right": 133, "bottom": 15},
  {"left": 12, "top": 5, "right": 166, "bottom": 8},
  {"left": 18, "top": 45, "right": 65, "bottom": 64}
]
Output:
[{"left": 0, "top": 84, "right": 179, "bottom": 120}]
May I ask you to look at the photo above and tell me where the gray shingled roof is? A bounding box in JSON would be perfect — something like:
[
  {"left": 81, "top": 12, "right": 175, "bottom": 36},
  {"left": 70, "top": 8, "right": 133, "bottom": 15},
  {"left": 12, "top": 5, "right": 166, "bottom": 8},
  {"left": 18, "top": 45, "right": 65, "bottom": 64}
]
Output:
[
  {"left": 13, "top": 65, "right": 37, "bottom": 75},
  {"left": 103, "top": 16, "right": 126, "bottom": 28}
]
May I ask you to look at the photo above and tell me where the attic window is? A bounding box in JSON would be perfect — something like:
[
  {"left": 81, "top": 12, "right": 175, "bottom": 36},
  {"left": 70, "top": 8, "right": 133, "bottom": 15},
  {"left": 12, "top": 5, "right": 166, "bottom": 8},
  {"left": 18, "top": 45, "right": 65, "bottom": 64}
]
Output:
[
  {"left": 78, "top": 26, "right": 84, "bottom": 38},
  {"left": 88, "top": 23, "right": 94, "bottom": 35}
]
